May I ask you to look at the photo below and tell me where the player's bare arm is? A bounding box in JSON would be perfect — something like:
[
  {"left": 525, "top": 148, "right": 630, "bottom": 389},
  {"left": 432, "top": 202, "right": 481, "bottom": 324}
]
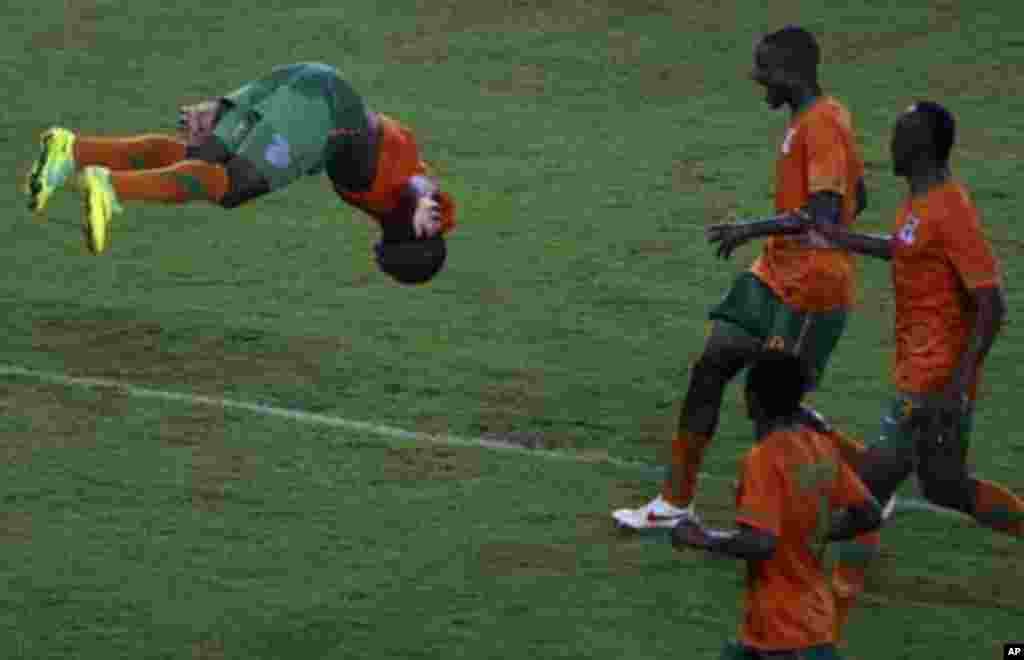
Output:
[
  {"left": 816, "top": 221, "right": 893, "bottom": 260},
  {"left": 934, "top": 285, "right": 1006, "bottom": 413},
  {"left": 671, "top": 520, "right": 777, "bottom": 561},
  {"left": 707, "top": 190, "right": 843, "bottom": 259}
]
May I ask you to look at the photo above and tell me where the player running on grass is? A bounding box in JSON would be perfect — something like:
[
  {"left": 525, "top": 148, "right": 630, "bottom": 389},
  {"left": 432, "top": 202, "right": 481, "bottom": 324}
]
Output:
[
  {"left": 614, "top": 26, "right": 867, "bottom": 530},
  {"left": 672, "top": 351, "right": 882, "bottom": 660},
  {"left": 816, "top": 101, "right": 1024, "bottom": 536},
  {"left": 24, "top": 62, "right": 456, "bottom": 284}
]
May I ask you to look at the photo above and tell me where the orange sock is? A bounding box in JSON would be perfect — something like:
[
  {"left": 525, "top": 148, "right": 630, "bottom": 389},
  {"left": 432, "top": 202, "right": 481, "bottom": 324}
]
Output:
[
  {"left": 830, "top": 530, "right": 880, "bottom": 645},
  {"left": 661, "top": 431, "right": 711, "bottom": 507},
  {"left": 109, "top": 161, "right": 229, "bottom": 204},
  {"left": 74, "top": 135, "right": 187, "bottom": 171},
  {"left": 972, "top": 479, "right": 1024, "bottom": 536}
]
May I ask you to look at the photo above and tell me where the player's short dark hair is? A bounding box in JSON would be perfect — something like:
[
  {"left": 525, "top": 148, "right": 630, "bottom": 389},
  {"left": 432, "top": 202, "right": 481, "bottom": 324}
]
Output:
[
  {"left": 908, "top": 101, "right": 956, "bottom": 164},
  {"left": 761, "top": 25, "right": 820, "bottom": 78},
  {"left": 746, "top": 350, "right": 811, "bottom": 419},
  {"left": 374, "top": 236, "right": 447, "bottom": 285}
]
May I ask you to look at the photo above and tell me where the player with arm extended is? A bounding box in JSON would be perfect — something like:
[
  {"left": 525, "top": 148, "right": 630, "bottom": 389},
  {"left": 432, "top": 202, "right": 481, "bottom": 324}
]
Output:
[
  {"left": 815, "top": 101, "right": 1024, "bottom": 536},
  {"left": 614, "top": 26, "right": 866, "bottom": 531},
  {"left": 24, "top": 62, "right": 455, "bottom": 284},
  {"left": 672, "top": 351, "right": 882, "bottom": 660}
]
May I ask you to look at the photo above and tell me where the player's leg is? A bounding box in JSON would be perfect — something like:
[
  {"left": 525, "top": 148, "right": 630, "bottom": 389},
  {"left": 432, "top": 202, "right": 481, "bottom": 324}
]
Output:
[
  {"left": 666, "top": 318, "right": 760, "bottom": 503},
  {"left": 915, "top": 407, "right": 1024, "bottom": 536},
  {"left": 26, "top": 127, "right": 206, "bottom": 213},
  {"left": 613, "top": 274, "right": 769, "bottom": 530}
]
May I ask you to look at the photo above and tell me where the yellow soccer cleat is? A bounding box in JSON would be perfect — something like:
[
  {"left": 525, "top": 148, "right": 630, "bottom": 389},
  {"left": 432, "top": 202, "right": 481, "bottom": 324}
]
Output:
[
  {"left": 77, "top": 166, "right": 123, "bottom": 255},
  {"left": 25, "top": 127, "right": 77, "bottom": 213}
]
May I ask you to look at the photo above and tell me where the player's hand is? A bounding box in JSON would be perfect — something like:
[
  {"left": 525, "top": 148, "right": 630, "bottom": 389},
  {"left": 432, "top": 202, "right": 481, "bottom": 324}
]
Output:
[
  {"left": 412, "top": 196, "right": 441, "bottom": 238},
  {"left": 706, "top": 223, "right": 752, "bottom": 259}
]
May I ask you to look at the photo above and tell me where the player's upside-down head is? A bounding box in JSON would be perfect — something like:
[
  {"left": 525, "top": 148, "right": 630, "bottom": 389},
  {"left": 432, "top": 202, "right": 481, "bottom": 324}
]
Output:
[{"left": 373, "top": 174, "right": 453, "bottom": 285}]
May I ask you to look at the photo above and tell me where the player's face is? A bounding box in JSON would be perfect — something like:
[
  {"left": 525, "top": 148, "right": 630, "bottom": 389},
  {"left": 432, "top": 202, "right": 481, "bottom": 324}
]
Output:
[{"left": 751, "top": 43, "right": 788, "bottom": 110}]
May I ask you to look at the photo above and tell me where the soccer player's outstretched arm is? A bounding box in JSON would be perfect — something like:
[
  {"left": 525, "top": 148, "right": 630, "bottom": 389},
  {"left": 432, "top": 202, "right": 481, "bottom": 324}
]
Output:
[
  {"left": 671, "top": 521, "right": 778, "bottom": 561},
  {"left": 706, "top": 191, "right": 843, "bottom": 259},
  {"left": 816, "top": 220, "right": 893, "bottom": 260}
]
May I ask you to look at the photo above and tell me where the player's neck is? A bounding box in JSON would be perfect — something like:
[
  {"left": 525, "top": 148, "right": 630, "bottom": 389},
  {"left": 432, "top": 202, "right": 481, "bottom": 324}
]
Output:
[
  {"left": 753, "top": 414, "right": 801, "bottom": 442},
  {"left": 788, "top": 83, "right": 822, "bottom": 117},
  {"left": 907, "top": 164, "right": 951, "bottom": 197}
]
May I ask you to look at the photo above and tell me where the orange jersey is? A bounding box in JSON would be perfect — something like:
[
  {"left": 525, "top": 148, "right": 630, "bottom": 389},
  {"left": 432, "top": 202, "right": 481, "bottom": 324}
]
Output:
[
  {"left": 339, "top": 115, "right": 456, "bottom": 233},
  {"left": 891, "top": 181, "right": 1000, "bottom": 397},
  {"left": 735, "top": 424, "right": 873, "bottom": 651},
  {"left": 751, "top": 97, "right": 865, "bottom": 312}
]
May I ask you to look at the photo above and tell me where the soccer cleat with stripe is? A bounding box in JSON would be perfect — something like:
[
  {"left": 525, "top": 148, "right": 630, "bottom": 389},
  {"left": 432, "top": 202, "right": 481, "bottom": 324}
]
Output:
[
  {"left": 77, "top": 166, "right": 123, "bottom": 255},
  {"left": 26, "top": 127, "right": 77, "bottom": 213},
  {"left": 612, "top": 494, "right": 698, "bottom": 530}
]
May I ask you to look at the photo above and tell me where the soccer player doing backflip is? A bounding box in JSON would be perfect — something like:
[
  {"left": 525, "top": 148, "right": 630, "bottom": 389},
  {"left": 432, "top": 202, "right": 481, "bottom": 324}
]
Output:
[{"left": 25, "top": 62, "right": 456, "bottom": 284}]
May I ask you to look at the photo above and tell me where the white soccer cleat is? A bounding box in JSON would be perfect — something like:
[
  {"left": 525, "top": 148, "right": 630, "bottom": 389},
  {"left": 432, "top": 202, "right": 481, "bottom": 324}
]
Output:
[{"left": 612, "top": 494, "right": 698, "bottom": 530}]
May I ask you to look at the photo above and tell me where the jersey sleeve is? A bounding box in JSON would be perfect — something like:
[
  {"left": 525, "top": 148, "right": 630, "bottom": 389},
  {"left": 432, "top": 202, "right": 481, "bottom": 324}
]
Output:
[
  {"left": 735, "top": 446, "right": 784, "bottom": 536},
  {"left": 938, "top": 191, "right": 1001, "bottom": 291},
  {"left": 804, "top": 116, "right": 850, "bottom": 196}
]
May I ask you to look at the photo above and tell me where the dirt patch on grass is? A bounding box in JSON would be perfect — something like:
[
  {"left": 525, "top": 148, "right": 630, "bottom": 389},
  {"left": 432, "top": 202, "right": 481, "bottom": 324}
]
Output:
[
  {"left": 0, "top": 512, "right": 33, "bottom": 543},
  {"left": 380, "top": 445, "right": 483, "bottom": 482},
  {"left": 481, "top": 65, "right": 548, "bottom": 97},
  {"left": 386, "top": 0, "right": 731, "bottom": 65},
  {"left": 31, "top": 317, "right": 351, "bottom": 393},
  {"left": 476, "top": 368, "right": 561, "bottom": 446},
  {"left": 479, "top": 541, "right": 579, "bottom": 577},
  {"left": 29, "top": 0, "right": 100, "bottom": 49},
  {"left": 192, "top": 638, "right": 226, "bottom": 660},
  {"left": 0, "top": 381, "right": 130, "bottom": 464},
  {"left": 673, "top": 159, "right": 737, "bottom": 218},
  {"left": 158, "top": 406, "right": 254, "bottom": 512},
  {"left": 823, "top": 2, "right": 961, "bottom": 63}
]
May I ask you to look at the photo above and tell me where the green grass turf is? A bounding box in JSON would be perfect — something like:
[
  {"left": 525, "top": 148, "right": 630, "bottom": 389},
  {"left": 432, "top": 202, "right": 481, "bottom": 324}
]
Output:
[{"left": 1, "top": 0, "right": 1022, "bottom": 657}]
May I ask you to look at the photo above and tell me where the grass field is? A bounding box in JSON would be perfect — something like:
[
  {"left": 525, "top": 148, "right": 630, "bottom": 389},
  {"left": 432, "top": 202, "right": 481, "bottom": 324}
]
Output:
[{"left": 1, "top": 1, "right": 1022, "bottom": 658}]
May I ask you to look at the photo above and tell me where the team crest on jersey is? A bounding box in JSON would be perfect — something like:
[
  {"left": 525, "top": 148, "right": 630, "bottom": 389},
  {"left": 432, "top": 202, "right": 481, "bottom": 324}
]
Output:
[
  {"left": 265, "top": 134, "right": 291, "bottom": 169},
  {"left": 781, "top": 128, "right": 797, "bottom": 155},
  {"left": 898, "top": 214, "right": 921, "bottom": 244}
]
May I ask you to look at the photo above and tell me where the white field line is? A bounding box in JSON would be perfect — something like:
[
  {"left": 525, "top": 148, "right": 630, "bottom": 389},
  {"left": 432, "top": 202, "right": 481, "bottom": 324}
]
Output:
[{"left": 0, "top": 363, "right": 963, "bottom": 521}]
